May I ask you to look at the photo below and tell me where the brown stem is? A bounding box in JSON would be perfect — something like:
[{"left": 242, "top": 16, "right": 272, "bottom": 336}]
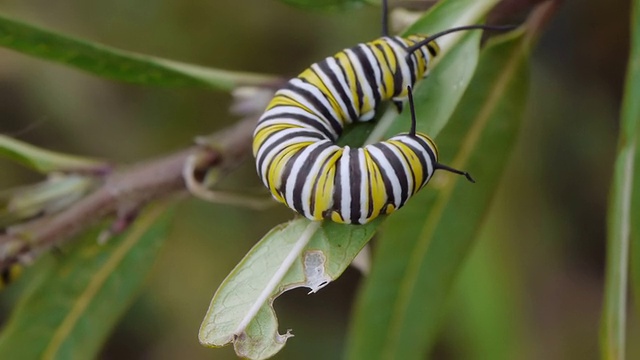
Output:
[{"left": 0, "top": 116, "right": 256, "bottom": 269}]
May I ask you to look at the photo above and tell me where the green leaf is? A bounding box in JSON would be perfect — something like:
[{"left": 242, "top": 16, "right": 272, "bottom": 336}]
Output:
[
  {"left": 278, "top": 0, "right": 369, "bottom": 10},
  {"left": 346, "top": 8, "right": 544, "bottom": 359},
  {"left": 201, "top": 0, "right": 505, "bottom": 358},
  {"left": 0, "top": 14, "right": 280, "bottom": 91},
  {"left": 602, "top": 0, "right": 640, "bottom": 358},
  {"left": 0, "top": 203, "right": 173, "bottom": 359},
  {"left": 0, "top": 175, "right": 96, "bottom": 229},
  {"left": 365, "top": 0, "right": 499, "bottom": 143},
  {"left": 199, "top": 218, "right": 380, "bottom": 360},
  {"left": 450, "top": 223, "right": 528, "bottom": 359},
  {"left": 0, "top": 134, "right": 108, "bottom": 174}
]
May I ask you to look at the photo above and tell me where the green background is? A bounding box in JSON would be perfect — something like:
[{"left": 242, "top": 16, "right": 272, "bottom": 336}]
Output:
[{"left": 0, "top": 0, "right": 632, "bottom": 359}]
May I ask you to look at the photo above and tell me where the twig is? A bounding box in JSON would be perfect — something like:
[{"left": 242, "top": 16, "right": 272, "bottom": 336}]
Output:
[{"left": 0, "top": 116, "right": 257, "bottom": 269}]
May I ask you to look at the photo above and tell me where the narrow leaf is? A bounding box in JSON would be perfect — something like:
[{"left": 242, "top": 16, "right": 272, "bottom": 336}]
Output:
[
  {"left": 0, "top": 203, "right": 173, "bottom": 359},
  {"left": 367, "top": 0, "right": 499, "bottom": 142},
  {"left": 0, "top": 14, "right": 280, "bottom": 91},
  {"left": 346, "top": 5, "right": 548, "bottom": 358},
  {"left": 602, "top": 0, "right": 640, "bottom": 358},
  {"left": 0, "top": 134, "right": 108, "bottom": 174}
]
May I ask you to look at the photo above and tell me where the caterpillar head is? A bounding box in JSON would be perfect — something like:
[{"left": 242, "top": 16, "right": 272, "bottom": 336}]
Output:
[
  {"left": 405, "top": 34, "right": 440, "bottom": 79},
  {"left": 404, "top": 25, "right": 517, "bottom": 69}
]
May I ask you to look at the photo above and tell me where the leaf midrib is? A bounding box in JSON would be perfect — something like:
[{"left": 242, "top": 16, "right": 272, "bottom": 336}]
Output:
[
  {"left": 41, "top": 206, "right": 165, "bottom": 359},
  {"left": 381, "top": 35, "right": 526, "bottom": 359}
]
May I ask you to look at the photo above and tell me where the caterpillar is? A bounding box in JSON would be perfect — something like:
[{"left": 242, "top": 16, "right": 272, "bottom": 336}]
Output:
[{"left": 252, "top": 2, "right": 511, "bottom": 224}]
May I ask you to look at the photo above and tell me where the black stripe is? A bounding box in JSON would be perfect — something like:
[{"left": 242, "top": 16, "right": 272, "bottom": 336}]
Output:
[
  {"left": 367, "top": 45, "right": 388, "bottom": 101},
  {"left": 285, "top": 81, "right": 343, "bottom": 136},
  {"left": 315, "top": 60, "right": 359, "bottom": 121},
  {"left": 335, "top": 51, "right": 365, "bottom": 121},
  {"left": 389, "top": 37, "right": 417, "bottom": 88},
  {"left": 329, "top": 149, "right": 345, "bottom": 220},
  {"left": 372, "top": 143, "right": 409, "bottom": 206},
  {"left": 367, "top": 148, "right": 396, "bottom": 214},
  {"left": 412, "top": 135, "right": 437, "bottom": 166},
  {"left": 351, "top": 45, "right": 382, "bottom": 110},
  {"left": 374, "top": 42, "right": 393, "bottom": 96},
  {"left": 389, "top": 141, "right": 418, "bottom": 198},
  {"left": 364, "top": 153, "right": 375, "bottom": 219},
  {"left": 384, "top": 38, "right": 405, "bottom": 97},
  {"left": 348, "top": 147, "right": 362, "bottom": 224},
  {"left": 278, "top": 147, "right": 308, "bottom": 203},
  {"left": 291, "top": 142, "right": 333, "bottom": 215},
  {"left": 426, "top": 43, "right": 437, "bottom": 57},
  {"left": 260, "top": 111, "right": 335, "bottom": 140},
  {"left": 411, "top": 136, "right": 437, "bottom": 187},
  {"left": 307, "top": 142, "right": 337, "bottom": 216},
  {"left": 399, "top": 137, "right": 431, "bottom": 189},
  {"left": 257, "top": 130, "right": 323, "bottom": 180}
]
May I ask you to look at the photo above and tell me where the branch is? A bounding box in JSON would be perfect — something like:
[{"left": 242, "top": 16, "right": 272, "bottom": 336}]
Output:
[{"left": 0, "top": 116, "right": 256, "bottom": 269}]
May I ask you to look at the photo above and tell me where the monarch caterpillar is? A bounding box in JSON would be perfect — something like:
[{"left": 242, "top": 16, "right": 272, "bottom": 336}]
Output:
[{"left": 252, "top": 2, "right": 512, "bottom": 224}]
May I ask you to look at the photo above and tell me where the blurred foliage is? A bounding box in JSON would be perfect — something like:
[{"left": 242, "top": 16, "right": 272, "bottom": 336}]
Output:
[
  {"left": 0, "top": 204, "right": 172, "bottom": 359},
  {"left": 0, "top": 0, "right": 637, "bottom": 359}
]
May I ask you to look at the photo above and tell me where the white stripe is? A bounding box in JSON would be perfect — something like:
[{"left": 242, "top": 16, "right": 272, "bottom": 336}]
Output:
[
  {"left": 288, "top": 79, "right": 341, "bottom": 122},
  {"left": 257, "top": 132, "right": 318, "bottom": 187},
  {"left": 325, "top": 57, "right": 357, "bottom": 121},
  {"left": 284, "top": 141, "right": 327, "bottom": 210},
  {"left": 386, "top": 37, "right": 413, "bottom": 97},
  {"left": 379, "top": 141, "right": 413, "bottom": 204},
  {"left": 344, "top": 48, "right": 376, "bottom": 121},
  {"left": 300, "top": 144, "right": 340, "bottom": 218},
  {"left": 357, "top": 148, "right": 369, "bottom": 224},
  {"left": 310, "top": 63, "right": 351, "bottom": 122},
  {"left": 339, "top": 147, "right": 352, "bottom": 223},
  {"left": 366, "top": 145, "right": 402, "bottom": 209},
  {"left": 359, "top": 44, "right": 384, "bottom": 107}
]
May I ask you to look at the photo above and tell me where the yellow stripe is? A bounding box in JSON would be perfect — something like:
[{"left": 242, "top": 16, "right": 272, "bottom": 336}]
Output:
[
  {"left": 369, "top": 42, "right": 395, "bottom": 99},
  {"left": 266, "top": 142, "right": 311, "bottom": 203},
  {"left": 299, "top": 68, "right": 346, "bottom": 121},
  {"left": 364, "top": 150, "right": 387, "bottom": 219},
  {"left": 335, "top": 52, "right": 361, "bottom": 115},
  {"left": 267, "top": 95, "right": 314, "bottom": 114},
  {"left": 311, "top": 149, "right": 341, "bottom": 220},
  {"left": 253, "top": 124, "right": 304, "bottom": 156},
  {"left": 417, "top": 132, "right": 439, "bottom": 160},
  {"left": 388, "top": 140, "right": 424, "bottom": 194}
]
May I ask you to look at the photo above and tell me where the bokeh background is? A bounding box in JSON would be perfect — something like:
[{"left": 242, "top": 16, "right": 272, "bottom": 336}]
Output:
[{"left": 0, "top": 0, "right": 636, "bottom": 359}]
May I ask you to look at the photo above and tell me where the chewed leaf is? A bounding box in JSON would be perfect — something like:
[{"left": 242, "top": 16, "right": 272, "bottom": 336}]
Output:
[
  {"left": 199, "top": 218, "right": 379, "bottom": 360},
  {"left": 0, "top": 135, "right": 108, "bottom": 174}
]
